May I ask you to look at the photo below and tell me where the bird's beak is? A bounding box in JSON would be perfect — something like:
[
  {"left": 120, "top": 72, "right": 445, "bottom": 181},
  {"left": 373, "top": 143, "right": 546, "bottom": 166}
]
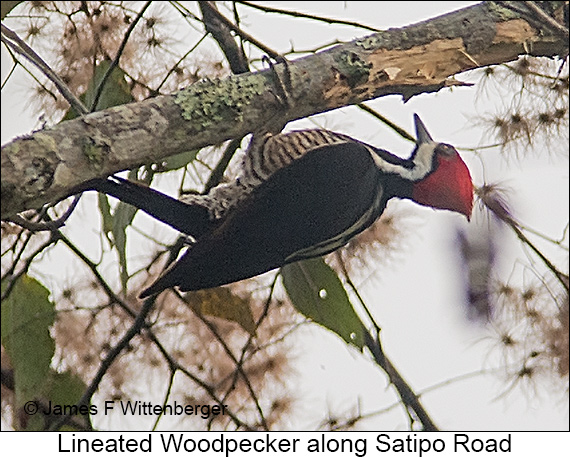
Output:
[{"left": 414, "top": 114, "right": 434, "bottom": 145}]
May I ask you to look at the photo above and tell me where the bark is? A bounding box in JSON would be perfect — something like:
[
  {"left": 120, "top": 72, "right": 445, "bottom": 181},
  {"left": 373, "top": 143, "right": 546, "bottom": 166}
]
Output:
[{"left": 1, "top": 1, "right": 568, "bottom": 218}]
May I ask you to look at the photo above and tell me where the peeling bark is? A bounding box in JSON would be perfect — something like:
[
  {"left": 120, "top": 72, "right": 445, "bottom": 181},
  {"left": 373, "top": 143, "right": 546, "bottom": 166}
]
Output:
[{"left": 1, "top": 1, "right": 568, "bottom": 218}]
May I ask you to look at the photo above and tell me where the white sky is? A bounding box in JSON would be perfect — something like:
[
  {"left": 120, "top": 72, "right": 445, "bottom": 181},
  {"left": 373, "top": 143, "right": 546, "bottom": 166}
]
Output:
[{"left": 1, "top": 2, "right": 568, "bottom": 431}]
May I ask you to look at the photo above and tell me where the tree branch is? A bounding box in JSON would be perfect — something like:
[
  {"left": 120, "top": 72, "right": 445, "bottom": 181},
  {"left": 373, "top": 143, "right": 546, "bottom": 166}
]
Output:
[
  {"left": 199, "top": 1, "right": 249, "bottom": 74},
  {"left": 2, "top": 1, "right": 568, "bottom": 219}
]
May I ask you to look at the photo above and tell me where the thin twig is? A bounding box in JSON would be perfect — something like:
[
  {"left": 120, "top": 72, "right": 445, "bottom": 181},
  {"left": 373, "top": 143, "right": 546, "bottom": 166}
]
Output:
[
  {"left": 0, "top": 232, "right": 59, "bottom": 303},
  {"left": 90, "top": 1, "right": 152, "bottom": 111},
  {"left": 358, "top": 104, "right": 416, "bottom": 142},
  {"left": 518, "top": 223, "right": 569, "bottom": 251},
  {"left": 213, "top": 274, "right": 279, "bottom": 428},
  {"left": 512, "top": 224, "right": 569, "bottom": 290},
  {"left": 176, "top": 290, "right": 269, "bottom": 430},
  {"left": 156, "top": 349, "right": 247, "bottom": 429},
  {"left": 0, "top": 229, "right": 33, "bottom": 280},
  {"left": 1, "top": 60, "right": 17, "bottom": 89},
  {"left": 196, "top": 2, "right": 282, "bottom": 60},
  {"left": 49, "top": 294, "right": 158, "bottom": 431},
  {"left": 236, "top": 1, "right": 381, "bottom": 33},
  {"left": 155, "top": 33, "right": 209, "bottom": 93},
  {"left": 58, "top": 233, "right": 131, "bottom": 313},
  {"left": 334, "top": 251, "right": 380, "bottom": 333},
  {"left": 59, "top": 233, "right": 248, "bottom": 429},
  {"left": 1, "top": 24, "right": 88, "bottom": 115},
  {"left": 8, "top": 195, "right": 82, "bottom": 232},
  {"left": 330, "top": 366, "right": 504, "bottom": 430},
  {"left": 204, "top": 137, "right": 244, "bottom": 193},
  {"left": 152, "top": 370, "right": 176, "bottom": 431},
  {"left": 334, "top": 253, "right": 438, "bottom": 431},
  {"left": 523, "top": 1, "right": 569, "bottom": 38},
  {"left": 363, "top": 329, "right": 439, "bottom": 431}
]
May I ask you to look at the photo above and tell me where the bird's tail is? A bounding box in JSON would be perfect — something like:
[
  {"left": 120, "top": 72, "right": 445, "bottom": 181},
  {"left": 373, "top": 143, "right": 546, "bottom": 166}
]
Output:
[{"left": 84, "top": 177, "right": 213, "bottom": 238}]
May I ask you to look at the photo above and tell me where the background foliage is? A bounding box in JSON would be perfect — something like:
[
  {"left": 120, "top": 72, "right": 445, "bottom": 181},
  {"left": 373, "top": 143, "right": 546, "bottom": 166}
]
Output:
[{"left": 1, "top": 1, "right": 568, "bottom": 431}]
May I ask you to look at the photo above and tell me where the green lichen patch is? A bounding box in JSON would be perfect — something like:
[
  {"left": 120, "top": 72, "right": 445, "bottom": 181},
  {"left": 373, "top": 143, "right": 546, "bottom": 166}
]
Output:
[
  {"left": 82, "top": 137, "right": 107, "bottom": 171},
  {"left": 487, "top": 2, "right": 522, "bottom": 21},
  {"left": 356, "top": 33, "right": 387, "bottom": 51},
  {"left": 174, "top": 74, "right": 266, "bottom": 130},
  {"left": 333, "top": 50, "right": 372, "bottom": 88}
]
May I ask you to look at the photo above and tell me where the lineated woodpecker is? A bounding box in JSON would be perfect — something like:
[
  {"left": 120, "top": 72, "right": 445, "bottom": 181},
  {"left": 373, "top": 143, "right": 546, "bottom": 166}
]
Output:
[{"left": 88, "top": 115, "right": 473, "bottom": 297}]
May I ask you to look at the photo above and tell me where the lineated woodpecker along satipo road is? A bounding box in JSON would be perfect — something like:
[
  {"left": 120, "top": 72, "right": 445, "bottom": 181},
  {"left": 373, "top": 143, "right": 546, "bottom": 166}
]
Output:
[{"left": 86, "top": 115, "right": 473, "bottom": 298}]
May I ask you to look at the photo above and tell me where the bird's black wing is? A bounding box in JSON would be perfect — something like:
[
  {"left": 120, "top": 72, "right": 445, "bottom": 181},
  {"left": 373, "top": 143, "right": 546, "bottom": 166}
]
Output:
[
  {"left": 86, "top": 177, "right": 214, "bottom": 238},
  {"left": 141, "top": 141, "right": 388, "bottom": 296}
]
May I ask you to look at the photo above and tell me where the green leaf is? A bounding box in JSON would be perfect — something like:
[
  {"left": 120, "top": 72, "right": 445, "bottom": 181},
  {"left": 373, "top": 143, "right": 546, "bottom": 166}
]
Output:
[
  {"left": 62, "top": 60, "right": 133, "bottom": 120},
  {"left": 281, "top": 258, "right": 367, "bottom": 349},
  {"left": 85, "top": 60, "right": 133, "bottom": 112},
  {"left": 112, "top": 200, "right": 137, "bottom": 291},
  {"left": 98, "top": 192, "right": 114, "bottom": 243},
  {"left": 1, "top": 275, "right": 55, "bottom": 407},
  {"left": 46, "top": 370, "right": 87, "bottom": 408},
  {"left": 110, "top": 169, "right": 154, "bottom": 292},
  {"left": 47, "top": 371, "right": 92, "bottom": 430},
  {"left": 23, "top": 370, "right": 90, "bottom": 431},
  {"left": 161, "top": 149, "right": 199, "bottom": 171}
]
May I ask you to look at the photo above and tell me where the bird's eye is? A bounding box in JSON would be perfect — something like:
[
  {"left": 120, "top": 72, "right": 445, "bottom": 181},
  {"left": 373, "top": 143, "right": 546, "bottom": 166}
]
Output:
[{"left": 435, "top": 143, "right": 456, "bottom": 158}]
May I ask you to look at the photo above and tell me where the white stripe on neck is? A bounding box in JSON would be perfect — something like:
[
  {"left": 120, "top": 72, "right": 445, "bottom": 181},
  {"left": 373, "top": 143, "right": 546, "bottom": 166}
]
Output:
[{"left": 365, "top": 142, "right": 436, "bottom": 182}]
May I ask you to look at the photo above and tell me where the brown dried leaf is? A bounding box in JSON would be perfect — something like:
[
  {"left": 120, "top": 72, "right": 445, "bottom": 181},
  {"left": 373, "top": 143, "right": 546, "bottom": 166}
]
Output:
[{"left": 189, "top": 288, "right": 257, "bottom": 336}]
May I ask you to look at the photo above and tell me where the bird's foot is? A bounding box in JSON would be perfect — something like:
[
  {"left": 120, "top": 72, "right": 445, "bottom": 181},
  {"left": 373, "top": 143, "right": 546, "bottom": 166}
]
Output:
[{"left": 263, "top": 55, "right": 292, "bottom": 112}]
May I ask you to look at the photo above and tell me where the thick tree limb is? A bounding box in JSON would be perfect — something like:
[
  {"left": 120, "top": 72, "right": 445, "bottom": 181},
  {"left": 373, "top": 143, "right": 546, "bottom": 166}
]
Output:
[{"left": 2, "top": 1, "right": 568, "bottom": 218}]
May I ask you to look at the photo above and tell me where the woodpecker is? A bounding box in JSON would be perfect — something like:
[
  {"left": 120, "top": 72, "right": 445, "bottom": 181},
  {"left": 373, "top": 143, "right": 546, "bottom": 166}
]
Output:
[{"left": 89, "top": 115, "right": 473, "bottom": 297}]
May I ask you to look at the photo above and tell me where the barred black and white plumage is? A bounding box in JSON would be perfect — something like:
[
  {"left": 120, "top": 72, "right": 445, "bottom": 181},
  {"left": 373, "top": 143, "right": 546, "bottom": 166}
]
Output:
[
  {"left": 87, "top": 115, "right": 473, "bottom": 297},
  {"left": 180, "top": 129, "right": 356, "bottom": 221}
]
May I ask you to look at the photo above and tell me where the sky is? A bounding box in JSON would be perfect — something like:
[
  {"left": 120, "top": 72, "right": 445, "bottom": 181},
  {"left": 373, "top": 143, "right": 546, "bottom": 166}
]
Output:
[{"left": 1, "top": 1, "right": 568, "bottom": 431}]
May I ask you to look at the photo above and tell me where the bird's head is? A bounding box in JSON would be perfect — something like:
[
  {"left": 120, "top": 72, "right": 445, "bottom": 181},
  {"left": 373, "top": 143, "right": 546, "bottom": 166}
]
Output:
[{"left": 407, "top": 114, "right": 473, "bottom": 220}]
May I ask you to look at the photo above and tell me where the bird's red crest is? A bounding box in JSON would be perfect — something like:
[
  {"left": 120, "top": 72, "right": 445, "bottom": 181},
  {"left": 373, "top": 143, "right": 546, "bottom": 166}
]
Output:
[{"left": 411, "top": 145, "right": 473, "bottom": 220}]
